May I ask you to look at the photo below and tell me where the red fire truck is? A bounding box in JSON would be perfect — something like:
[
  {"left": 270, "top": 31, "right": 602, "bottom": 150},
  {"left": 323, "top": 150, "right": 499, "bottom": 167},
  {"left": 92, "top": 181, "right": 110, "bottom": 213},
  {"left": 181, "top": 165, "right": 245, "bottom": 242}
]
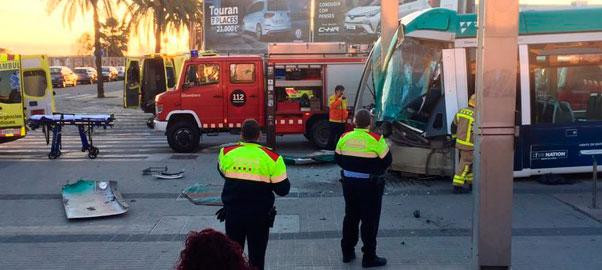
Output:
[{"left": 151, "top": 43, "right": 367, "bottom": 152}]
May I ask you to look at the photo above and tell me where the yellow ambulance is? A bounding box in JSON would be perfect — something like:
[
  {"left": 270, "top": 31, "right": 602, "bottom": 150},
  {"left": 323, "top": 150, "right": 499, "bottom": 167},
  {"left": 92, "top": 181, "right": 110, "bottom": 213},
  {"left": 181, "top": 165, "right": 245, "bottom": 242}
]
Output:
[
  {"left": 0, "top": 54, "right": 55, "bottom": 143},
  {"left": 124, "top": 53, "right": 188, "bottom": 113}
]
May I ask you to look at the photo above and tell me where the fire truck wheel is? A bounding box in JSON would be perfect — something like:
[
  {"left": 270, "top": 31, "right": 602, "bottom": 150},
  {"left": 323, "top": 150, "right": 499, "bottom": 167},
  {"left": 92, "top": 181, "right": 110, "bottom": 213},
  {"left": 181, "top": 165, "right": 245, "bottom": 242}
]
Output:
[
  {"left": 167, "top": 120, "right": 200, "bottom": 153},
  {"left": 310, "top": 119, "right": 330, "bottom": 149}
]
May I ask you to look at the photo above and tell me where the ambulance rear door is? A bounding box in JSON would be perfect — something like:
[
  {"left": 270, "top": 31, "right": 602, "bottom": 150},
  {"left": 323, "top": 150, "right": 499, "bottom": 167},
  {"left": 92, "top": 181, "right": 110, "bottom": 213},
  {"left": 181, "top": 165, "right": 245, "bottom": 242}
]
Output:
[
  {"left": 173, "top": 55, "right": 188, "bottom": 87},
  {"left": 21, "top": 55, "right": 55, "bottom": 117},
  {"left": 0, "top": 54, "right": 26, "bottom": 141},
  {"left": 164, "top": 57, "right": 177, "bottom": 91},
  {"left": 124, "top": 57, "right": 142, "bottom": 108}
]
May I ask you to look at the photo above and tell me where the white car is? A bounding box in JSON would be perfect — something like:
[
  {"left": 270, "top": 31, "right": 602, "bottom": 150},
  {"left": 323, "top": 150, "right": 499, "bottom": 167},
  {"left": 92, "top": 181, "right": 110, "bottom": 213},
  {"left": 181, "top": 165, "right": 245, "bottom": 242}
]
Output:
[
  {"left": 344, "top": 0, "right": 431, "bottom": 34},
  {"left": 243, "top": 0, "right": 292, "bottom": 41}
]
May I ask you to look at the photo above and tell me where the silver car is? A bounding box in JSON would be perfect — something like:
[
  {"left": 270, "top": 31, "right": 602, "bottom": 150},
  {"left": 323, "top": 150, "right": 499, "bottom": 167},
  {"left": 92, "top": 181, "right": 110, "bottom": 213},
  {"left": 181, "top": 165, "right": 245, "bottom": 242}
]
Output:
[
  {"left": 243, "top": 0, "right": 292, "bottom": 41},
  {"left": 345, "top": 0, "right": 431, "bottom": 34}
]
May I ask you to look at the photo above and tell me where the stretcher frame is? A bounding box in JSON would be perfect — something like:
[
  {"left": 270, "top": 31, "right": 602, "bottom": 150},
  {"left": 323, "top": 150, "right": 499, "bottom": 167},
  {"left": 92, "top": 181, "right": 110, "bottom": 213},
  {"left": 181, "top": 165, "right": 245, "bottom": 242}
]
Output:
[{"left": 28, "top": 113, "right": 115, "bottom": 159}]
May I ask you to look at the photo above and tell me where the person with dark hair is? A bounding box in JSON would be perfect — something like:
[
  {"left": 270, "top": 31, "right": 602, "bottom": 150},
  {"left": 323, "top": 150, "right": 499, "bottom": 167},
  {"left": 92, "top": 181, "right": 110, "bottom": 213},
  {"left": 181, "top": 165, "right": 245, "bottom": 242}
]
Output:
[
  {"left": 176, "top": 228, "right": 252, "bottom": 270},
  {"left": 327, "top": 85, "right": 349, "bottom": 150},
  {"left": 217, "top": 119, "right": 290, "bottom": 270},
  {"left": 335, "top": 109, "right": 392, "bottom": 268}
]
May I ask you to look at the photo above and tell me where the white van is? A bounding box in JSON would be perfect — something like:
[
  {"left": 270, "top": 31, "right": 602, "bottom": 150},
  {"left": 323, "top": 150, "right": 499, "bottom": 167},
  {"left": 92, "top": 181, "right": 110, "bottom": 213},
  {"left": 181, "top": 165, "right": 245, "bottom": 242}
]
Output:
[{"left": 243, "top": 0, "right": 292, "bottom": 41}]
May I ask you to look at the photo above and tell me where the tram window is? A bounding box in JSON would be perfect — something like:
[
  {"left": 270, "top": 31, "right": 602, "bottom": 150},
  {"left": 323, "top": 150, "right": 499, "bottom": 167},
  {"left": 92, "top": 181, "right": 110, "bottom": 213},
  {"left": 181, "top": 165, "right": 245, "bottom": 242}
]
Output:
[{"left": 531, "top": 52, "right": 602, "bottom": 123}]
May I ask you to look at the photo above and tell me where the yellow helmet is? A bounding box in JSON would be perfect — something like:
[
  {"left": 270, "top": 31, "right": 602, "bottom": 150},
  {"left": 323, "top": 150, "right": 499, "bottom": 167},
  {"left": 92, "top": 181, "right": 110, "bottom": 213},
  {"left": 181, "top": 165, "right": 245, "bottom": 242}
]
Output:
[{"left": 469, "top": 94, "right": 476, "bottom": 107}]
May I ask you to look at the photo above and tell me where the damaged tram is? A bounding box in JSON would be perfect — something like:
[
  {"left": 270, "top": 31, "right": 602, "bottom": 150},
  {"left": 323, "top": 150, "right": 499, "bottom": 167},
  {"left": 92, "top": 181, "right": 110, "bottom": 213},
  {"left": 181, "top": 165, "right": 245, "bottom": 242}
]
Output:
[{"left": 354, "top": 8, "right": 602, "bottom": 177}]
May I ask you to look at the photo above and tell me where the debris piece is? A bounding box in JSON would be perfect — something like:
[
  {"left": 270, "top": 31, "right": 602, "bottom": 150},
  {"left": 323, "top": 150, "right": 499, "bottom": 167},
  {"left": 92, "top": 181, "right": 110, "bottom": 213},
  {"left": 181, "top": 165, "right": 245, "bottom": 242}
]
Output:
[
  {"left": 283, "top": 150, "right": 335, "bottom": 165},
  {"left": 62, "top": 179, "right": 128, "bottom": 219},
  {"left": 413, "top": 210, "right": 421, "bottom": 218},
  {"left": 153, "top": 170, "right": 185, "bottom": 179},
  {"left": 320, "top": 217, "right": 327, "bottom": 221},
  {"left": 182, "top": 183, "right": 223, "bottom": 206},
  {"left": 426, "top": 219, "right": 431, "bottom": 224},
  {"left": 401, "top": 241, "right": 405, "bottom": 245},
  {"left": 142, "top": 166, "right": 167, "bottom": 175}
]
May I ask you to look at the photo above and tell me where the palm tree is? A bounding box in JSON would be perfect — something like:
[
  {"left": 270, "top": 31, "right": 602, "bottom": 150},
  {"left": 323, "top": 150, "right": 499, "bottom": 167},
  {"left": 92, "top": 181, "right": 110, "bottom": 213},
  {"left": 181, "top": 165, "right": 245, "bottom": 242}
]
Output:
[
  {"left": 47, "top": 0, "right": 119, "bottom": 98},
  {"left": 127, "top": 0, "right": 202, "bottom": 53}
]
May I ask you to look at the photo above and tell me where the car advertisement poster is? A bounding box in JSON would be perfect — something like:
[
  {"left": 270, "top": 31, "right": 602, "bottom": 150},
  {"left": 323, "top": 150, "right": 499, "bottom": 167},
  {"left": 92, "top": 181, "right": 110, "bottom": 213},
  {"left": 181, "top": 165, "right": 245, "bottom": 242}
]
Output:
[
  {"left": 202, "top": 0, "right": 437, "bottom": 53},
  {"left": 314, "top": 0, "right": 347, "bottom": 41}
]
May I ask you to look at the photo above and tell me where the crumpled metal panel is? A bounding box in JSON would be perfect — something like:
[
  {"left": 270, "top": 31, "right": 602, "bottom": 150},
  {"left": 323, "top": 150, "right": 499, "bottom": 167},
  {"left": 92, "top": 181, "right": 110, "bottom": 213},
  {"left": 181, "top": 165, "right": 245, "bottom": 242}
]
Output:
[
  {"left": 62, "top": 180, "right": 129, "bottom": 219},
  {"left": 182, "top": 183, "right": 222, "bottom": 206}
]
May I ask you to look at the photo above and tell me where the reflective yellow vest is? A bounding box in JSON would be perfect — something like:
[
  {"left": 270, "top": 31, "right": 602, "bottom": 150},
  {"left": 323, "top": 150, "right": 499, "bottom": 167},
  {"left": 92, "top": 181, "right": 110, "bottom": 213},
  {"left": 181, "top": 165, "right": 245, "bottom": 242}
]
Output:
[
  {"left": 335, "top": 128, "right": 390, "bottom": 159},
  {"left": 452, "top": 107, "right": 475, "bottom": 150},
  {"left": 218, "top": 142, "right": 288, "bottom": 183}
]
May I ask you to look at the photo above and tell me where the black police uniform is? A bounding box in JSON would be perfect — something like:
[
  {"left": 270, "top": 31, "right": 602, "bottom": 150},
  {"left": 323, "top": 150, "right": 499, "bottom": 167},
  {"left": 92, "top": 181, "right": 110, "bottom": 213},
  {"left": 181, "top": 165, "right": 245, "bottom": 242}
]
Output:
[
  {"left": 218, "top": 142, "right": 290, "bottom": 270},
  {"left": 335, "top": 129, "right": 392, "bottom": 266}
]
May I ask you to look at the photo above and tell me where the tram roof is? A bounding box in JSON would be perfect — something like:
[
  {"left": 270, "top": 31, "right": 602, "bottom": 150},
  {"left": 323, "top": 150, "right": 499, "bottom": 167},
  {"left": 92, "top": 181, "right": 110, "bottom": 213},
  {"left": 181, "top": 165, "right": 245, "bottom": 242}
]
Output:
[{"left": 402, "top": 8, "right": 602, "bottom": 39}]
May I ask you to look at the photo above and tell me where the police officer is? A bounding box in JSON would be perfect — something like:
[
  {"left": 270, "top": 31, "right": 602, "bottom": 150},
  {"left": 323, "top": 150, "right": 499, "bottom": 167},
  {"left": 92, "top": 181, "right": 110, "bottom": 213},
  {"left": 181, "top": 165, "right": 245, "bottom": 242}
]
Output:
[
  {"left": 335, "top": 109, "right": 392, "bottom": 268},
  {"left": 218, "top": 119, "right": 290, "bottom": 270},
  {"left": 327, "top": 85, "right": 349, "bottom": 150},
  {"left": 451, "top": 94, "right": 476, "bottom": 193}
]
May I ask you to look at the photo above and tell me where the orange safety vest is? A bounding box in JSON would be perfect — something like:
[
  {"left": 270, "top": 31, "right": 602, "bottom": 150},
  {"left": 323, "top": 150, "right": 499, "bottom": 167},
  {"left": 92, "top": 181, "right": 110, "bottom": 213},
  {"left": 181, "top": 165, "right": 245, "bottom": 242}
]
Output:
[{"left": 329, "top": 95, "right": 348, "bottom": 123}]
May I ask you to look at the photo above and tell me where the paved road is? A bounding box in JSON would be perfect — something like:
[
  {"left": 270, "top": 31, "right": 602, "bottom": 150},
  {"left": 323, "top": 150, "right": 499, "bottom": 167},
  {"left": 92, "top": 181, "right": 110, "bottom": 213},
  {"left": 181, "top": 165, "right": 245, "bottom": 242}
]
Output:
[
  {"left": 1, "top": 83, "right": 602, "bottom": 269},
  {"left": 1, "top": 82, "right": 301, "bottom": 161}
]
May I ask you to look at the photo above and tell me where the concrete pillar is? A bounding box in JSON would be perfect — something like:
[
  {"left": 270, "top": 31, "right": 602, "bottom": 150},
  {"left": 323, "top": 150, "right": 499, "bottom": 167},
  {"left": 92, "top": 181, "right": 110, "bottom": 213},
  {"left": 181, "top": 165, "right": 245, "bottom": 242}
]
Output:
[
  {"left": 380, "top": 0, "right": 398, "bottom": 67},
  {"left": 472, "top": 0, "right": 519, "bottom": 269}
]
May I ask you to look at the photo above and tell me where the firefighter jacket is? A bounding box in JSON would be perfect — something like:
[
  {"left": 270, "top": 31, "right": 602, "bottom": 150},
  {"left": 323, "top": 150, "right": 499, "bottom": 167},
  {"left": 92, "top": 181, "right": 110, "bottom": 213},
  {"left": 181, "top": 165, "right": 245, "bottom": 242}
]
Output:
[
  {"left": 451, "top": 107, "right": 475, "bottom": 151},
  {"left": 329, "top": 95, "right": 348, "bottom": 123},
  {"left": 218, "top": 142, "right": 290, "bottom": 216},
  {"left": 334, "top": 129, "right": 392, "bottom": 175}
]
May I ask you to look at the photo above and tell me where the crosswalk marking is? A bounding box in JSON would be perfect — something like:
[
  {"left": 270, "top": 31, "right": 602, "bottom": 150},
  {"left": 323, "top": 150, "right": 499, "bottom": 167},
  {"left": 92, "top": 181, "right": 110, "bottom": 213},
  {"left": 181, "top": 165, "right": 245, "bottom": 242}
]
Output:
[{"left": 0, "top": 90, "right": 187, "bottom": 161}]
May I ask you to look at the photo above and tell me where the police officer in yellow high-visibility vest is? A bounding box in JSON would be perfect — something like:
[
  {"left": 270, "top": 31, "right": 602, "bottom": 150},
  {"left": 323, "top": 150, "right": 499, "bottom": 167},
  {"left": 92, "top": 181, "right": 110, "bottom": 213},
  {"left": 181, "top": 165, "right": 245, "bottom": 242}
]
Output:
[
  {"left": 218, "top": 119, "right": 290, "bottom": 270},
  {"left": 335, "top": 109, "right": 392, "bottom": 268},
  {"left": 451, "top": 94, "right": 476, "bottom": 193}
]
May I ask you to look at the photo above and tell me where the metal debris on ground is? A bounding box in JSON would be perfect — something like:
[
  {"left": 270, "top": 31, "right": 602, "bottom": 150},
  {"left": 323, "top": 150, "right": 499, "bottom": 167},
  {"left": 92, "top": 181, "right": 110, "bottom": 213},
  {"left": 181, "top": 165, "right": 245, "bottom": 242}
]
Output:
[
  {"left": 62, "top": 179, "right": 129, "bottom": 219},
  {"left": 153, "top": 170, "right": 185, "bottom": 180},
  {"left": 283, "top": 150, "right": 335, "bottom": 165},
  {"left": 142, "top": 166, "right": 185, "bottom": 179},
  {"left": 181, "top": 183, "right": 223, "bottom": 206},
  {"left": 413, "top": 210, "right": 421, "bottom": 218},
  {"left": 142, "top": 166, "right": 168, "bottom": 175}
]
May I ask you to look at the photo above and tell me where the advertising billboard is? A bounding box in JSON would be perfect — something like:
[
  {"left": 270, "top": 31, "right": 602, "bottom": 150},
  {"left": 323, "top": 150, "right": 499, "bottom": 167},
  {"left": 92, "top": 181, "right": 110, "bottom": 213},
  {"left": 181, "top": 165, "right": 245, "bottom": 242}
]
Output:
[{"left": 203, "top": 0, "right": 437, "bottom": 54}]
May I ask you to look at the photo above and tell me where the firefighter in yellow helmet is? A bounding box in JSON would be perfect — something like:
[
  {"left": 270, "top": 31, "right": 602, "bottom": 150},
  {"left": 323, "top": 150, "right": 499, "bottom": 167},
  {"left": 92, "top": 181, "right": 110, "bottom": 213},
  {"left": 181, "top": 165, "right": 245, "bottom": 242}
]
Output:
[{"left": 451, "top": 94, "right": 476, "bottom": 193}]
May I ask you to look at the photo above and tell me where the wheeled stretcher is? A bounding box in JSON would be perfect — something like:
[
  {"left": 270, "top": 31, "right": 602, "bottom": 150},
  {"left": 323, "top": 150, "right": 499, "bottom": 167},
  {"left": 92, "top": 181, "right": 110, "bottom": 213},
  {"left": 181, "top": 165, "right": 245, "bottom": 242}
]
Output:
[{"left": 28, "top": 114, "right": 115, "bottom": 159}]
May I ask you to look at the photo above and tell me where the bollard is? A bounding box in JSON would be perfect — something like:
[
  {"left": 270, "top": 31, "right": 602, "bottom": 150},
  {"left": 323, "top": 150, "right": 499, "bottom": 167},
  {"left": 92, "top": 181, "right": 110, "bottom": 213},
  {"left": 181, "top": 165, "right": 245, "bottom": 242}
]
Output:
[{"left": 594, "top": 157, "right": 598, "bottom": 209}]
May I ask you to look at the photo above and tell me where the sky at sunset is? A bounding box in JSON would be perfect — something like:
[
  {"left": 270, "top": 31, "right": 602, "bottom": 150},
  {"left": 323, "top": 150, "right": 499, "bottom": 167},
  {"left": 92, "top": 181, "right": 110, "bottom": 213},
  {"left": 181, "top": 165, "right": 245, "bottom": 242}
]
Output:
[{"left": 0, "top": 0, "right": 601, "bottom": 56}]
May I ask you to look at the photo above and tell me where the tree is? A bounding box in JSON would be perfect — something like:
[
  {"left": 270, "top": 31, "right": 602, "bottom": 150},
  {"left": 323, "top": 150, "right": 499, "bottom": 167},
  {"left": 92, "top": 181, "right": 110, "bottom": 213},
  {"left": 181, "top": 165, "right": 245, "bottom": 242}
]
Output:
[
  {"left": 127, "top": 0, "right": 202, "bottom": 53},
  {"left": 100, "top": 17, "right": 129, "bottom": 57},
  {"left": 75, "top": 33, "right": 94, "bottom": 56},
  {"left": 47, "top": 0, "right": 121, "bottom": 98}
]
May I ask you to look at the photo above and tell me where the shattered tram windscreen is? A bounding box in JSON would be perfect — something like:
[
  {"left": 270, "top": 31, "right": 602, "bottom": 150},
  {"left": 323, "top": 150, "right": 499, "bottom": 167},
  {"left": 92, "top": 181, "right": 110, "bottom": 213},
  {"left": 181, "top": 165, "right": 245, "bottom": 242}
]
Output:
[{"left": 373, "top": 37, "right": 443, "bottom": 128}]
